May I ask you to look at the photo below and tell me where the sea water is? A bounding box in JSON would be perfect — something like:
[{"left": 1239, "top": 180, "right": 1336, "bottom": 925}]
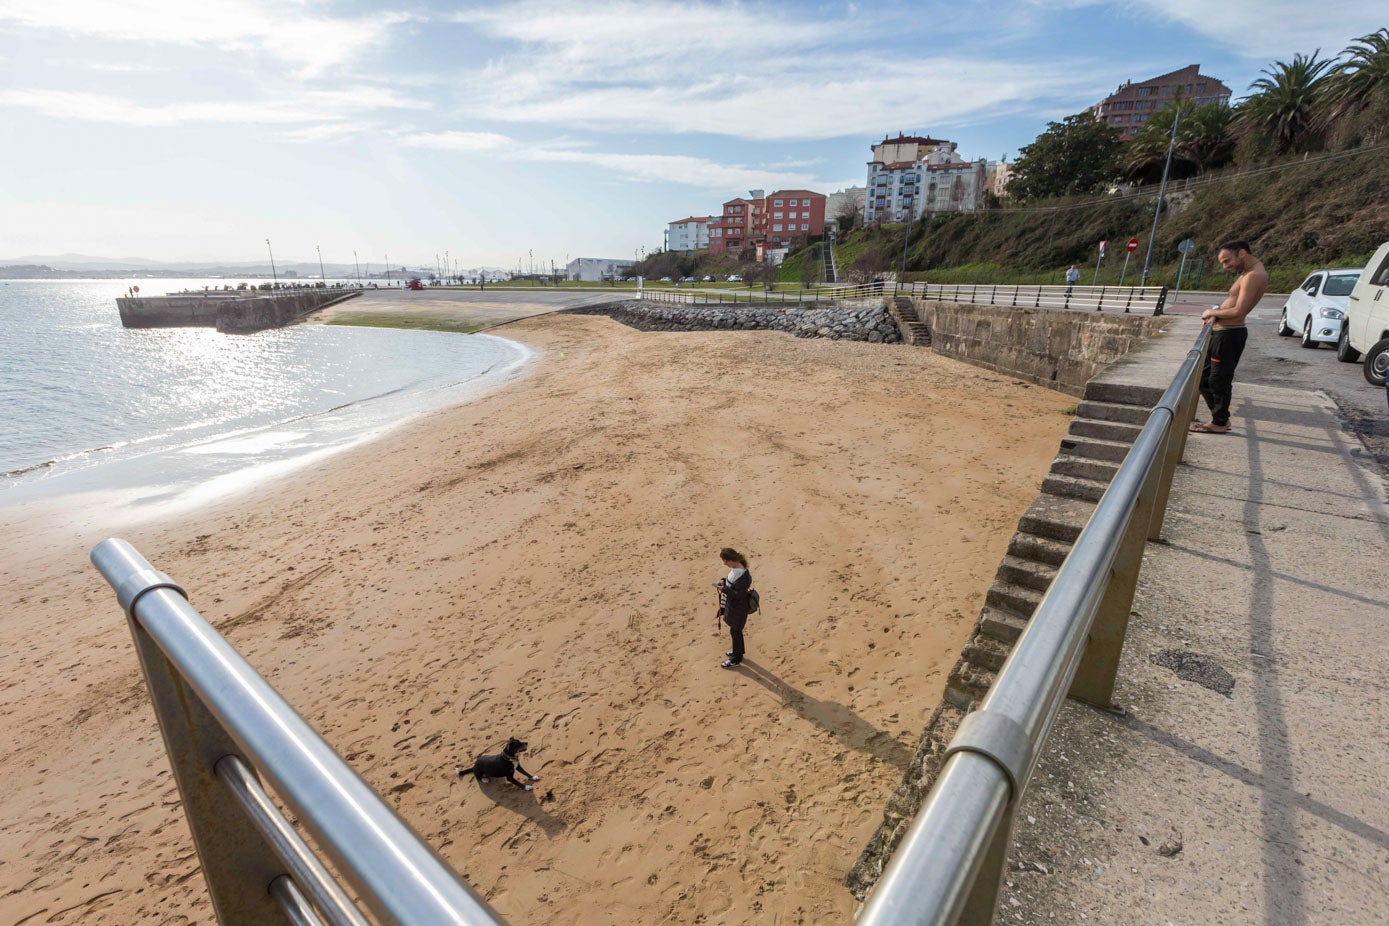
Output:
[{"left": 0, "top": 279, "right": 529, "bottom": 514}]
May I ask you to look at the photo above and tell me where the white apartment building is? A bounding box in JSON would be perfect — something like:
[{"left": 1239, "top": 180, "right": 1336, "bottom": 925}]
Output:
[
  {"left": 864, "top": 133, "right": 988, "bottom": 223},
  {"left": 667, "top": 216, "right": 711, "bottom": 253},
  {"left": 566, "top": 257, "right": 634, "bottom": 282},
  {"left": 825, "top": 186, "right": 866, "bottom": 226},
  {"left": 987, "top": 161, "right": 1013, "bottom": 201}
]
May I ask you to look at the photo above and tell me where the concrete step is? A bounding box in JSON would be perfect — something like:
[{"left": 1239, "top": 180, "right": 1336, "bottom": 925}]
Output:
[
  {"left": 1058, "top": 434, "right": 1133, "bottom": 464},
  {"left": 1007, "top": 532, "right": 1073, "bottom": 568},
  {"left": 996, "top": 554, "right": 1057, "bottom": 592},
  {"left": 963, "top": 630, "right": 1015, "bottom": 671},
  {"left": 1018, "top": 493, "right": 1098, "bottom": 545},
  {"left": 1076, "top": 398, "right": 1151, "bottom": 426},
  {"left": 945, "top": 657, "right": 997, "bottom": 711},
  {"left": 1083, "top": 379, "right": 1167, "bottom": 408},
  {"left": 1042, "top": 472, "right": 1112, "bottom": 503},
  {"left": 1050, "top": 454, "right": 1120, "bottom": 483},
  {"left": 979, "top": 606, "right": 1030, "bottom": 646},
  {"left": 986, "top": 581, "right": 1043, "bottom": 618},
  {"left": 1069, "top": 417, "right": 1144, "bottom": 444}
]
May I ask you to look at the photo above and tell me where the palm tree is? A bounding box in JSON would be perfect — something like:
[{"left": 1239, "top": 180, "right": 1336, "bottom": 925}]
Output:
[
  {"left": 1322, "top": 28, "right": 1389, "bottom": 132},
  {"left": 1235, "top": 52, "right": 1335, "bottom": 155},
  {"left": 1180, "top": 102, "right": 1236, "bottom": 172}
]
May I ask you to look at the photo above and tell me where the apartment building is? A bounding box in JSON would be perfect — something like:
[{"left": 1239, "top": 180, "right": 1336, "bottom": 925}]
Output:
[
  {"left": 1091, "top": 64, "right": 1232, "bottom": 141},
  {"left": 763, "top": 190, "right": 826, "bottom": 248},
  {"left": 667, "top": 216, "right": 711, "bottom": 253},
  {"left": 708, "top": 196, "right": 758, "bottom": 256},
  {"left": 825, "top": 186, "right": 866, "bottom": 227},
  {"left": 865, "top": 133, "right": 987, "bottom": 222}
]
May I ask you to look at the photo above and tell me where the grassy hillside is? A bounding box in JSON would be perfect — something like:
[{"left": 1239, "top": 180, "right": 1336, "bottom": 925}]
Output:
[{"left": 838, "top": 143, "right": 1389, "bottom": 292}]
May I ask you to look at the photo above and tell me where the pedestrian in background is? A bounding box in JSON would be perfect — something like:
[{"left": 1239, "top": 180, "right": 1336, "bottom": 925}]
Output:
[{"left": 1065, "top": 264, "right": 1080, "bottom": 293}]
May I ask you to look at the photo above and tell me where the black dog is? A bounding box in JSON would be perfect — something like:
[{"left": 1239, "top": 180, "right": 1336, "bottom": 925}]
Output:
[{"left": 456, "top": 737, "right": 540, "bottom": 791}]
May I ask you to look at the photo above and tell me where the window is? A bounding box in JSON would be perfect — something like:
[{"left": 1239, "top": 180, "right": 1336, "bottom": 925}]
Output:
[
  {"left": 773, "top": 212, "right": 783, "bottom": 219},
  {"left": 801, "top": 224, "right": 809, "bottom": 231},
  {"left": 801, "top": 212, "right": 810, "bottom": 219},
  {"left": 773, "top": 224, "right": 783, "bottom": 232},
  {"left": 802, "top": 199, "right": 810, "bottom": 206},
  {"left": 773, "top": 199, "right": 783, "bottom": 206}
]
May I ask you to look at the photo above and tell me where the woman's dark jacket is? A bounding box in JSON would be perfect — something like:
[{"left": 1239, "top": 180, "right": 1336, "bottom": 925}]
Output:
[{"left": 721, "top": 569, "right": 754, "bottom": 621}]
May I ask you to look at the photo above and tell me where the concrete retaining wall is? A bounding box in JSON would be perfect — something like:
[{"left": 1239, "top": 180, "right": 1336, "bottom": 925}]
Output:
[
  {"left": 919, "top": 300, "right": 1168, "bottom": 396},
  {"left": 117, "top": 290, "right": 362, "bottom": 333}
]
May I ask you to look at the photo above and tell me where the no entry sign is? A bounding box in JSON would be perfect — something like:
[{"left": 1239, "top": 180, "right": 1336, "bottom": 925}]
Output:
[{"left": 1127, "top": 237, "right": 1139, "bottom": 252}]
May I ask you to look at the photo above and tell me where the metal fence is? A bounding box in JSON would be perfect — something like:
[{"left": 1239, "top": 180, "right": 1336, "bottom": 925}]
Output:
[
  {"left": 900, "top": 281, "right": 1168, "bottom": 315},
  {"left": 858, "top": 322, "right": 1212, "bottom": 926},
  {"left": 637, "top": 281, "right": 884, "bottom": 306},
  {"left": 90, "top": 539, "right": 508, "bottom": 926}
]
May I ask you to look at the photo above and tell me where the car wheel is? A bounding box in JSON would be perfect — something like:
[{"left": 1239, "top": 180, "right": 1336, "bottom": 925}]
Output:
[
  {"left": 1277, "top": 308, "right": 1294, "bottom": 336},
  {"left": 1364, "top": 337, "right": 1389, "bottom": 387},
  {"left": 1336, "top": 327, "right": 1361, "bottom": 363},
  {"left": 1300, "top": 317, "right": 1319, "bottom": 349}
]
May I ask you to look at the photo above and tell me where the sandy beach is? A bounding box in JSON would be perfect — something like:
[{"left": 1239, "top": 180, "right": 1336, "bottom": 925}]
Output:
[{"left": 0, "top": 306, "right": 1071, "bottom": 924}]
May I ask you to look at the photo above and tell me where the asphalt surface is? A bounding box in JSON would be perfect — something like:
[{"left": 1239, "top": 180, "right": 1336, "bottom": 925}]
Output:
[{"left": 1169, "top": 292, "right": 1389, "bottom": 474}]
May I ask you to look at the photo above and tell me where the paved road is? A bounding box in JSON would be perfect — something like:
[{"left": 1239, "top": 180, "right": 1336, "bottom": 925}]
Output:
[{"left": 1170, "top": 293, "right": 1389, "bottom": 472}]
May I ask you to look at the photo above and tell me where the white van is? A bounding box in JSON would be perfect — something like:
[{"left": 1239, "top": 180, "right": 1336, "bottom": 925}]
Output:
[{"left": 1337, "top": 239, "right": 1389, "bottom": 386}]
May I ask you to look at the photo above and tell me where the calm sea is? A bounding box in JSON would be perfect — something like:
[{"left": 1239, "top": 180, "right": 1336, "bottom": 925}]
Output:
[{"left": 0, "top": 279, "right": 529, "bottom": 512}]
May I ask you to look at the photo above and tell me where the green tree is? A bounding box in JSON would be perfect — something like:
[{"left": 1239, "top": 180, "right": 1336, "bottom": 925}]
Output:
[
  {"left": 1235, "top": 52, "right": 1334, "bottom": 155},
  {"left": 1006, "top": 112, "right": 1123, "bottom": 201},
  {"left": 1128, "top": 100, "right": 1237, "bottom": 181}
]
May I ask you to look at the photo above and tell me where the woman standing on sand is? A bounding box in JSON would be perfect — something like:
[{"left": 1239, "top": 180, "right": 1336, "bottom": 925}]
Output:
[{"left": 714, "top": 548, "right": 752, "bottom": 669}]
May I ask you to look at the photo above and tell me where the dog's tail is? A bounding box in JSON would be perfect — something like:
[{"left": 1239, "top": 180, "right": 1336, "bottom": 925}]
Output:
[{"left": 455, "top": 765, "right": 475, "bottom": 779}]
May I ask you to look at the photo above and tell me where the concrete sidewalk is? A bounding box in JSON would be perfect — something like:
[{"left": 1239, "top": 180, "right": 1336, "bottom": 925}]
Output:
[{"left": 999, "top": 363, "right": 1389, "bottom": 922}]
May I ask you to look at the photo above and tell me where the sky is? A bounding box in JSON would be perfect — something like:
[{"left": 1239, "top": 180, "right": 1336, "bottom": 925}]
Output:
[{"left": 1, "top": 0, "right": 1384, "bottom": 270}]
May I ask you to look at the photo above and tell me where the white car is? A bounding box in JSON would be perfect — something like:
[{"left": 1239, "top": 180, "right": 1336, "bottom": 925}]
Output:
[{"left": 1277, "top": 268, "right": 1361, "bottom": 348}]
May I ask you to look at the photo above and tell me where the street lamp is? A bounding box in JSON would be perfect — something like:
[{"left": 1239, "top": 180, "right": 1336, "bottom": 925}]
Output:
[
  {"left": 353, "top": 250, "right": 361, "bottom": 284},
  {"left": 1141, "top": 106, "right": 1181, "bottom": 286},
  {"left": 265, "top": 238, "right": 278, "bottom": 285},
  {"left": 316, "top": 244, "right": 325, "bottom": 281},
  {"left": 385, "top": 254, "right": 391, "bottom": 287}
]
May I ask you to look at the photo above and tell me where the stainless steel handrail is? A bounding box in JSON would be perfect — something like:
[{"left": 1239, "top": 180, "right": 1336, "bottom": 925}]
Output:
[
  {"left": 859, "top": 323, "right": 1212, "bottom": 926},
  {"left": 91, "top": 539, "right": 508, "bottom": 926},
  {"left": 901, "top": 281, "right": 1169, "bottom": 315}
]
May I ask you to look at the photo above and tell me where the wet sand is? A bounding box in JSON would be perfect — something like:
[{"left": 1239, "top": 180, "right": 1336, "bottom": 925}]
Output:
[{"left": 0, "top": 309, "right": 1070, "bottom": 924}]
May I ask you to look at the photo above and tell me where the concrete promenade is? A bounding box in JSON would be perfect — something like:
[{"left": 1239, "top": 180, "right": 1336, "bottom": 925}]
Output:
[{"left": 999, "top": 317, "right": 1389, "bottom": 923}]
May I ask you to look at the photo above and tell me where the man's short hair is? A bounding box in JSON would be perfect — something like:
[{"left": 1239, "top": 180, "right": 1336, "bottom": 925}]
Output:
[{"left": 1217, "top": 240, "right": 1251, "bottom": 255}]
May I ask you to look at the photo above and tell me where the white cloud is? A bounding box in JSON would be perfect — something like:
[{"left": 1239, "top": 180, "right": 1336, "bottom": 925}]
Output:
[
  {"left": 0, "top": 0, "right": 414, "bottom": 76},
  {"left": 0, "top": 86, "right": 427, "bottom": 127},
  {"left": 403, "top": 129, "right": 821, "bottom": 191}
]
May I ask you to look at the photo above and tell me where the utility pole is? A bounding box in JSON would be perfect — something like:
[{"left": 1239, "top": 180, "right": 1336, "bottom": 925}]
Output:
[
  {"left": 265, "top": 238, "right": 278, "bottom": 285},
  {"left": 385, "top": 253, "right": 391, "bottom": 287},
  {"left": 316, "top": 244, "right": 325, "bottom": 281},
  {"left": 353, "top": 249, "right": 361, "bottom": 284},
  {"left": 1141, "top": 106, "right": 1181, "bottom": 286}
]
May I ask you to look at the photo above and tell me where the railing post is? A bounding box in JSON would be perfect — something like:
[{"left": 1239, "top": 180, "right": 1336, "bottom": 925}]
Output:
[
  {"left": 100, "top": 563, "right": 294, "bottom": 926},
  {"left": 1154, "top": 286, "right": 1168, "bottom": 316},
  {"left": 1067, "top": 433, "right": 1164, "bottom": 709}
]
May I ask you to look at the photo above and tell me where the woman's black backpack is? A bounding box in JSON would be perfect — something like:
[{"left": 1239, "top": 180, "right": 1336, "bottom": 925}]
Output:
[{"left": 747, "top": 588, "right": 760, "bottom": 614}]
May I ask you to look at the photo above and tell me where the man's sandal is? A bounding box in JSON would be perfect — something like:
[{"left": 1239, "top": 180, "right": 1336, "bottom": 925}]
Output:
[{"left": 1190, "top": 422, "right": 1231, "bottom": 433}]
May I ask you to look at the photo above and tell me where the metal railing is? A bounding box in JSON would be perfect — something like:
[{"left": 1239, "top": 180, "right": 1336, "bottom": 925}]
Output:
[
  {"left": 900, "top": 282, "right": 1167, "bottom": 315},
  {"left": 636, "top": 281, "right": 884, "bottom": 306},
  {"left": 90, "top": 539, "right": 509, "bottom": 926},
  {"left": 859, "top": 323, "right": 1211, "bottom": 926}
]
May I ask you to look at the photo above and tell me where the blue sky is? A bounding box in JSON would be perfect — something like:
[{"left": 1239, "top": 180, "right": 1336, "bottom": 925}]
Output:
[{"left": 1, "top": 0, "right": 1384, "bottom": 269}]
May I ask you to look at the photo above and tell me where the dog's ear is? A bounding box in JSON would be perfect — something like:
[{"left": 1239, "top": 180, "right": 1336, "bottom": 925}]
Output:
[{"left": 515, "top": 739, "right": 528, "bottom": 751}]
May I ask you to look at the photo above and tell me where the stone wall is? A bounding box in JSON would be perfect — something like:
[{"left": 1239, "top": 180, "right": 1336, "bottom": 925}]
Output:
[
  {"left": 919, "top": 300, "right": 1168, "bottom": 396},
  {"left": 116, "top": 290, "right": 361, "bottom": 333},
  {"left": 564, "top": 298, "right": 902, "bottom": 342}
]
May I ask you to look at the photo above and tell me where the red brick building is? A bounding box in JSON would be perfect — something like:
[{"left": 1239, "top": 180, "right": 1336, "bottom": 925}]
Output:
[
  {"left": 1090, "top": 64, "right": 1232, "bottom": 141},
  {"left": 707, "top": 189, "right": 825, "bottom": 255}
]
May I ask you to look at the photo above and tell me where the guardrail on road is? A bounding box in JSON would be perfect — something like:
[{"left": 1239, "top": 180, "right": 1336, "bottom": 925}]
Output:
[
  {"left": 858, "top": 322, "right": 1212, "bottom": 926},
  {"left": 901, "top": 282, "right": 1168, "bottom": 316},
  {"left": 90, "top": 539, "right": 509, "bottom": 926}
]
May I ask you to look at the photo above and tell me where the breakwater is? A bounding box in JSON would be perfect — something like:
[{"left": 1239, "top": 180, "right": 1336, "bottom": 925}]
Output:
[
  {"left": 116, "top": 288, "right": 363, "bottom": 333},
  {"left": 563, "top": 298, "right": 903, "bottom": 342}
]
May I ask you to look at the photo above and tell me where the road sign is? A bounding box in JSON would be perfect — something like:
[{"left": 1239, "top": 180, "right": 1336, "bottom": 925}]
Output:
[
  {"left": 1177, "top": 238, "right": 1195, "bottom": 254},
  {"left": 1127, "top": 237, "right": 1139, "bottom": 252}
]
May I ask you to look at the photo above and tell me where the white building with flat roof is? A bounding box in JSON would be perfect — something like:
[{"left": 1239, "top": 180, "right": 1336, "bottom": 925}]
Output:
[
  {"left": 566, "top": 257, "right": 634, "bottom": 282},
  {"left": 667, "top": 216, "right": 711, "bottom": 253}
]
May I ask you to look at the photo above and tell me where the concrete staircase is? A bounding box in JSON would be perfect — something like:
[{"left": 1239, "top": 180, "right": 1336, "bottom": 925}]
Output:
[
  {"left": 823, "top": 241, "right": 839, "bottom": 284},
  {"left": 887, "top": 296, "right": 932, "bottom": 346}
]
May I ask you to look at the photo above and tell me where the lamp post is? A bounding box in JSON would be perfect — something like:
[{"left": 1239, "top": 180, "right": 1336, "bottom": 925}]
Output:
[
  {"left": 265, "top": 238, "right": 278, "bottom": 285},
  {"left": 353, "top": 250, "right": 361, "bottom": 284},
  {"left": 385, "top": 254, "right": 391, "bottom": 287},
  {"left": 1140, "top": 106, "right": 1181, "bottom": 286},
  {"left": 316, "top": 245, "right": 325, "bottom": 281}
]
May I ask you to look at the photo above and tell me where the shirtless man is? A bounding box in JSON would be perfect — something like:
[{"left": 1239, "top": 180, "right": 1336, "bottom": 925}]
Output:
[{"left": 1191, "top": 240, "right": 1268, "bottom": 433}]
